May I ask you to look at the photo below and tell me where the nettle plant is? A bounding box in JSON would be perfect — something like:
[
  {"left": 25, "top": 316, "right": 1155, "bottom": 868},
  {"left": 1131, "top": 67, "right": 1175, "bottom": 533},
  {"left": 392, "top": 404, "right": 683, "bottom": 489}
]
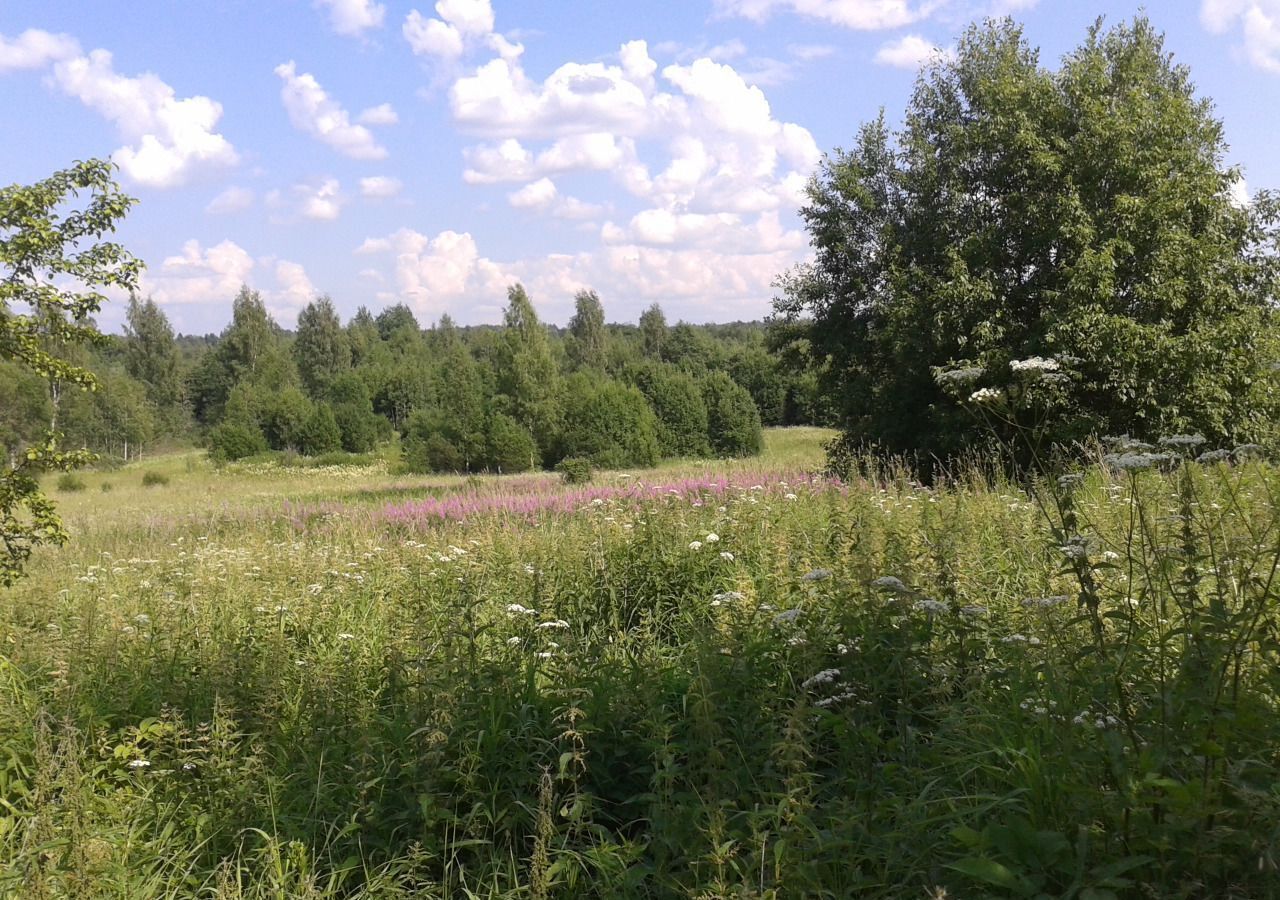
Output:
[{"left": 934, "top": 360, "right": 1280, "bottom": 893}]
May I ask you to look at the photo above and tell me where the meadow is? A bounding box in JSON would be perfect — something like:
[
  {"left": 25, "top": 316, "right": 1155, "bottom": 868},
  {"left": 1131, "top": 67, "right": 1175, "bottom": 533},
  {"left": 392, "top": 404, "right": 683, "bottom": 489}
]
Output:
[{"left": 2, "top": 427, "right": 1278, "bottom": 898}]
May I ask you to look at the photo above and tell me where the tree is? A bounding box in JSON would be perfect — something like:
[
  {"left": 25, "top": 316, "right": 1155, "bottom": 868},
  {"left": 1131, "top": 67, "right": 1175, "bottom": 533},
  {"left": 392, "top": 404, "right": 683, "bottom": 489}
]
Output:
[
  {"left": 294, "top": 295, "right": 350, "bottom": 398},
  {"left": 566, "top": 289, "right": 607, "bottom": 371},
  {"left": 553, "top": 373, "right": 661, "bottom": 469},
  {"left": 703, "top": 372, "right": 763, "bottom": 458},
  {"left": 494, "top": 284, "right": 560, "bottom": 454},
  {"left": 189, "top": 286, "right": 283, "bottom": 423},
  {"left": 375, "top": 303, "right": 419, "bottom": 341},
  {"left": 776, "top": 16, "right": 1280, "bottom": 464},
  {"left": 629, "top": 361, "right": 711, "bottom": 457},
  {"left": 639, "top": 303, "right": 667, "bottom": 359},
  {"left": 124, "top": 295, "right": 183, "bottom": 430},
  {"left": 0, "top": 159, "right": 140, "bottom": 584}
]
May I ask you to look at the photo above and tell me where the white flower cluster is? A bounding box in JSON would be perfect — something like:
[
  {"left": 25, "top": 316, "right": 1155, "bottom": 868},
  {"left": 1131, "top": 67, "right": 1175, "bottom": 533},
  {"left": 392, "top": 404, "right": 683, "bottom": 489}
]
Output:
[
  {"left": 801, "top": 668, "right": 841, "bottom": 690},
  {"left": 913, "top": 599, "right": 949, "bottom": 615},
  {"left": 773, "top": 608, "right": 804, "bottom": 625},
  {"left": 871, "top": 575, "right": 910, "bottom": 594},
  {"left": 968, "top": 387, "right": 1003, "bottom": 404},
  {"left": 506, "top": 603, "right": 537, "bottom": 616},
  {"left": 802, "top": 568, "right": 832, "bottom": 582},
  {"left": 935, "top": 366, "right": 985, "bottom": 385},
  {"left": 1072, "top": 710, "right": 1121, "bottom": 730},
  {"left": 1103, "top": 451, "right": 1171, "bottom": 472},
  {"left": 1010, "top": 356, "right": 1060, "bottom": 373},
  {"left": 959, "top": 604, "right": 988, "bottom": 618},
  {"left": 1158, "top": 434, "right": 1206, "bottom": 449}
]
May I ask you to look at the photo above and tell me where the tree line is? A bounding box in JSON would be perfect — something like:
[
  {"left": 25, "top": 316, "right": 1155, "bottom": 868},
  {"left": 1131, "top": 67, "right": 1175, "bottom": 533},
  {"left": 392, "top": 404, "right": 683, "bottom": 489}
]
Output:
[{"left": 2, "top": 283, "right": 833, "bottom": 475}]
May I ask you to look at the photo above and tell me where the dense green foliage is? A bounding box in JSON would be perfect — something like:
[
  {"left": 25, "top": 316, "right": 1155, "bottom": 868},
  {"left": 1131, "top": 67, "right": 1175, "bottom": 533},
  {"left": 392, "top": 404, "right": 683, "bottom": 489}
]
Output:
[
  {"left": 777, "top": 16, "right": 1280, "bottom": 464},
  {"left": 0, "top": 160, "right": 140, "bottom": 584}
]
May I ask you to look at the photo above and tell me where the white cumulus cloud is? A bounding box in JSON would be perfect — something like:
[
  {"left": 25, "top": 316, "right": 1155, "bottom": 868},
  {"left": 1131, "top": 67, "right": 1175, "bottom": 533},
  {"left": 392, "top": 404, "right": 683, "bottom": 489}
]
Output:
[
  {"left": 357, "top": 102, "right": 399, "bottom": 125},
  {"left": 49, "top": 48, "right": 239, "bottom": 188},
  {"left": 712, "top": 0, "right": 927, "bottom": 30},
  {"left": 874, "top": 34, "right": 954, "bottom": 68},
  {"left": 1202, "top": 0, "right": 1280, "bottom": 73},
  {"left": 275, "top": 61, "right": 388, "bottom": 159},
  {"left": 360, "top": 175, "right": 403, "bottom": 198},
  {"left": 403, "top": 0, "right": 500, "bottom": 61},
  {"left": 355, "top": 227, "right": 512, "bottom": 318},
  {"left": 314, "top": 0, "right": 386, "bottom": 36},
  {"left": 296, "top": 178, "right": 345, "bottom": 220},
  {"left": 0, "top": 28, "right": 79, "bottom": 71}
]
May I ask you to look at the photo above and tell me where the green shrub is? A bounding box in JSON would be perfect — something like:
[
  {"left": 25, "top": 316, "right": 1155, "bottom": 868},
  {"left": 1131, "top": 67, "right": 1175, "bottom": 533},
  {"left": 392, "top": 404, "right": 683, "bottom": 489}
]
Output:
[
  {"left": 703, "top": 371, "right": 763, "bottom": 457},
  {"left": 297, "top": 405, "right": 342, "bottom": 456},
  {"left": 55, "top": 473, "right": 86, "bottom": 492},
  {"left": 142, "top": 471, "right": 170, "bottom": 487},
  {"left": 207, "top": 419, "right": 268, "bottom": 462},
  {"left": 485, "top": 412, "right": 537, "bottom": 474},
  {"left": 556, "top": 456, "right": 593, "bottom": 484},
  {"left": 100, "top": 481, "right": 112, "bottom": 493},
  {"left": 629, "top": 361, "right": 711, "bottom": 458},
  {"left": 554, "top": 373, "right": 661, "bottom": 469}
]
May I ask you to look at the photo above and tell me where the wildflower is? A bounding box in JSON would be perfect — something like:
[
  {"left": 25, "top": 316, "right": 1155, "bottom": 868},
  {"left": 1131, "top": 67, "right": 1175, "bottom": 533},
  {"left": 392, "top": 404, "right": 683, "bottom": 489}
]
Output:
[
  {"left": 1001, "top": 633, "right": 1029, "bottom": 644},
  {"left": 337, "top": 633, "right": 355, "bottom": 640},
  {"left": 935, "top": 365, "right": 985, "bottom": 385},
  {"left": 536, "top": 651, "right": 554, "bottom": 660},
  {"left": 713, "top": 591, "right": 745, "bottom": 603},
  {"left": 784, "top": 492, "right": 798, "bottom": 500},
  {"left": 1010, "top": 356, "right": 1060, "bottom": 373},
  {"left": 786, "top": 632, "right": 809, "bottom": 647},
  {"left": 127, "top": 759, "right": 151, "bottom": 770},
  {"left": 537, "top": 620, "right": 569, "bottom": 630},
  {"left": 1158, "top": 434, "right": 1206, "bottom": 449},
  {"left": 705, "top": 533, "right": 720, "bottom": 543},
  {"left": 719, "top": 551, "right": 735, "bottom": 562},
  {"left": 1059, "top": 538, "right": 1088, "bottom": 561},
  {"left": 688, "top": 541, "right": 703, "bottom": 551},
  {"left": 914, "top": 599, "right": 948, "bottom": 615},
  {"left": 1103, "top": 451, "right": 1170, "bottom": 472},
  {"left": 1056, "top": 473, "right": 1084, "bottom": 490},
  {"left": 506, "top": 603, "right": 537, "bottom": 616},
  {"left": 773, "top": 608, "right": 804, "bottom": 625},
  {"left": 801, "top": 668, "right": 841, "bottom": 689},
  {"left": 814, "top": 687, "right": 859, "bottom": 709},
  {"left": 871, "top": 576, "right": 909, "bottom": 594},
  {"left": 507, "top": 637, "right": 522, "bottom": 646},
  {"left": 1021, "top": 595, "right": 1068, "bottom": 609},
  {"left": 959, "top": 604, "right": 988, "bottom": 618},
  {"left": 1196, "top": 449, "right": 1232, "bottom": 464},
  {"left": 134, "top": 614, "right": 151, "bottom": 626},
  {"left": 968, "top": 387, "right": 1003, "bottom": 404},
  {"left": 523, "top": 564, "right": 536, "bottom": 575},
  {"left": 802, "top": 568, "right": 832, "bottom": 582},
  {"left": 1234, "top": 443, "right": 1265, "bottom": 458}
]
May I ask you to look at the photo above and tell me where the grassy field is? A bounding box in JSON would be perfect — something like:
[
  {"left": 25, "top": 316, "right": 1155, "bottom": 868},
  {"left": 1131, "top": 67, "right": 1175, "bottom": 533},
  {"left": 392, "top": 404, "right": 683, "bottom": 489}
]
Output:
[{"left": 3, "top": 428, "right": 1279, "bottom": 898}]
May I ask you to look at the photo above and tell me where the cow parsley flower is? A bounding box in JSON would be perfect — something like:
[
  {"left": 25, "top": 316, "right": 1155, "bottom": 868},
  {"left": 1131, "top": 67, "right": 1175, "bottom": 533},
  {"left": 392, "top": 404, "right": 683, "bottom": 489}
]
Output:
[
  {"left": 537, "top": 619, "right": 569, "bottom": 630},
  {"left": 1021, "top": 595, "right": 1068, "bottom": 609},
  {"left": 801, "top": 668, "right": 841, "bottom": 690},
  {"left": 714, "top": 591, "right": 745, "bottom": 603},
  {"left": 935, "top": 366, "right": 985, "bottom": 385},
  {"left": 871, "top": 576, "right": 909, "bottom": 594},
  {"left": 773, "top": 608, "right": 804, "bottom": 625},
  {"left": 128, "top": 759, "right": 151, "bottom": 769},
  {"left": 959, "top": 604, "right": 989, "bottom": 618},
  {"left": 969, "top": 387, "right": 1003, "bottom": 404},
  {"left": 802, "top": 568, "right": 832, "bottom": 582},
  {"left": 506, "top": 603, "right": 537, "bottom": 616},
  {"left": 688, "top": 541, "right": 703, "bottom": 551},
  {"left": 720, "top": 551, "right": 735, "bottom": 562},
  {"left": 1010, "top": 356, "right": 1060, "bottom": 373},
  {"left": 704, "top": 533, "right": 720, "bottom": 543},
  {"left": 914, "top": 599, "right": 948, "bottom": 615},
  {"left": 1158, "top": 434, "right": 1206, "bottom": 449}
]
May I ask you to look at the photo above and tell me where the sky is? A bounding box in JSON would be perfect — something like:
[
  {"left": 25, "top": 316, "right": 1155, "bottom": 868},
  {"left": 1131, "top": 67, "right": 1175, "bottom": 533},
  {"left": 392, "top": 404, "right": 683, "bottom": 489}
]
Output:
[{"left": 2, "top": 0, "right": 1278, "bottom": 335}]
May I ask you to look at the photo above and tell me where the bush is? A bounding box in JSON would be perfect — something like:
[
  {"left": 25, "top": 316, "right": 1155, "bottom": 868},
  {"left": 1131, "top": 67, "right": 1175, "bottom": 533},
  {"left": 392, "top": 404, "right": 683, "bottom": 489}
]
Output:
[
  {"left": 297, "top": 405, "right": 342, "bottom": 456},
  {"left": 207, "top": 419, "right": 268, "bottom": 462},
  {"left": 142, "top": 471, "right": 170, "bottom": 487},
  {"left": 333, "top": 402, "right": 381, "bottom": 453},
  {"left": 485, "top": 413, "right": 537, "bottom": 474},
  {"left": 100, "top": 482, "right": 112, "bottom": 493},
  {"left": 703, "top": 372, "right": 763, "bottom": 457},
  {"left": 629, "top": 362, "right": 711, "bottom": 458},
  {"left": 554, "top": 374, "right": 661, "bottom": 469},
  {"left": 556, "top": 457, "right": 593, "bottom": 484},
  {"left": 56, "top": 473, "right": 86, "bottom": 492}
]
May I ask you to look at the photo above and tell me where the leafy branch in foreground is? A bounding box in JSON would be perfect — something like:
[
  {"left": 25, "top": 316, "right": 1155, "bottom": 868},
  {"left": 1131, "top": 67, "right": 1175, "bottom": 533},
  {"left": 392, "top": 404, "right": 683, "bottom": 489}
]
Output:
[{"left": 0, "top": 159, "right": 140, "bottom": 584}]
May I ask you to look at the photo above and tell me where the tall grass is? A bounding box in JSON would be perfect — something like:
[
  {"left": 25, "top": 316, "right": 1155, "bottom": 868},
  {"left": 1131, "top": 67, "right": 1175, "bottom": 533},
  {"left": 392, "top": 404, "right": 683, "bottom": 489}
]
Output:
[{"left": 3, "top": 431, "right": 1278, "bottom": 897}]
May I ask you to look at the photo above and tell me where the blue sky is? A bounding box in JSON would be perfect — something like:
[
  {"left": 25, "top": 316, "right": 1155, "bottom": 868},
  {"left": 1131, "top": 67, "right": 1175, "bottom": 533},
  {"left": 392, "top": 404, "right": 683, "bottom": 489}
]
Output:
[{"left": 2, "top": 0, "right": 1277, "bottom": 334}]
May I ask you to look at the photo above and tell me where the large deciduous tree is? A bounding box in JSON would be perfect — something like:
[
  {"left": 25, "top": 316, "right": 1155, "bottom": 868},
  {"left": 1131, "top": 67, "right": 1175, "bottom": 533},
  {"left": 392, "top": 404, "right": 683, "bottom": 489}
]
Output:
[
  {"left": 293, "top": 295, "right": 351, "bottom": 398},
  {"left": 566, "top": 289, "right": 607, "bottom": 371},
  {"left": 776, "top": 16, "right": 1280, "bottom": 465},
  {"left": 0, "top": 160, "right": 140, "bottom": 584}
]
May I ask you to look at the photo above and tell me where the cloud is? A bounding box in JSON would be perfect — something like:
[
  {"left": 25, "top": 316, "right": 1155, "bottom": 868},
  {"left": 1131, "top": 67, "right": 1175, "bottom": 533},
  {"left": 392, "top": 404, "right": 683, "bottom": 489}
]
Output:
[
  {"left": 359, "top": 175, "right": 403, "bottom": 197},
  {"left": 355, "top": 227, "right": 512, "bottom": 318},
  {"left": 206, "top": 186, "right": 254, "bottom": 214},
  {"left": 1202, "top": 0, "right": 1280, "bottom": 73},
  {"left": 357, "top": 102, "right": 399, "bottom": 125},
  {"left": 463, "top": 133, "right": 633, "bottom": 183},
  {"left": 1229, "top": 173, "right": 1251, "bottom": 207},
  {"left": 508, "top": 177, "right": 558, "bottom": 209},
  {"left": 0, "top": 28, "right": 79, "bottom": 71},
  {"left": 141, "top": 238, "right": 317, "bottom": 325},
  {"left": 275, "top": 61, "right": 388, "bottom": 159},
  {"left": 46, "top": 48, "right": 239, "bottom": 188},
  {"left": 874, "top": 34, "right": 954, "bottom": 68},
  {"left": 711, "top": 0, "right": 929, "bottom": 30},
  {"left": 296, "top": 178, "right": 344, "bottom": 220},
  {"left": 403, "top": 0, "right": 500, "bottom": 61},
  {"left": 314, "top": 0, "right": 386, "bottom": 36}
]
